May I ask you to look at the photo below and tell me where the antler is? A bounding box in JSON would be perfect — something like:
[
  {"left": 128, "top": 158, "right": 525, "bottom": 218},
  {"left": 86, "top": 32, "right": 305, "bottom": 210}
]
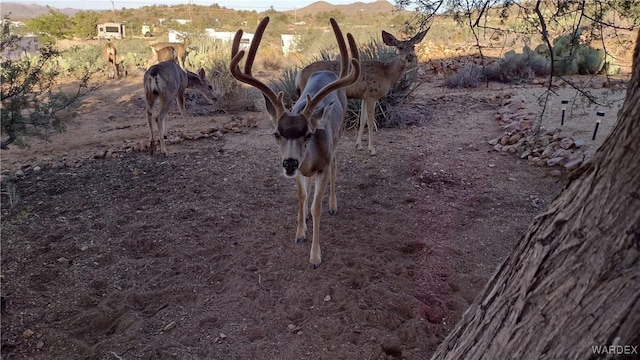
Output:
[
  {"left": 301, "top": 18, "right": 361, "bottom": 119},
  {"left": 230, "top": 17, "right": 360, "bottom": 122},
  {"left": 229, "top": 17, "right": 286, "bottom": 120}
]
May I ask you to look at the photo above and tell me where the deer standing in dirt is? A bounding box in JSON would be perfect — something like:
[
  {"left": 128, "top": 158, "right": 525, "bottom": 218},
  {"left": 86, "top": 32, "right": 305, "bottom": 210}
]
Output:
[
  {"left": 143, "top": 61, "right": 218, "bottom": 156},
  {"left": 102, "top": 40, "right": 120, "bottom": 79},
  {"left": 297, "top": 28, "right": 428, "bottom": 155},
  {"left": 150, "top": 37, "right": 190, "bottom": 69},
  {"left": 230, "top": 17, "right": 360, "bottom": 268}
]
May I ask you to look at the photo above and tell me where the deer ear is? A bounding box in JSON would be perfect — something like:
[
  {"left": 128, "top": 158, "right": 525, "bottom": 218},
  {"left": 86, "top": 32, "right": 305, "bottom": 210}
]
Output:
[
  {"left": 310, "top": 101, "right": 335, "bottom": 131},
  {"left": 382, "top": 30, "right": 398, "bottom": 46},
  {"left": 263, "top": 92, "right": 286, "bottom": 124},
  {"left": 263, "top": 93, "right": 277, "bottom": 119},
  {"left": 198, "top": 68, "right": 206, "bottom": 79}
]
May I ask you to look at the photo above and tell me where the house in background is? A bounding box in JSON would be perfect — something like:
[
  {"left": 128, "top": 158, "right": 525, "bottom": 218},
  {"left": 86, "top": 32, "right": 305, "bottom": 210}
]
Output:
[
  {"left": 204, "top": 28, "right": 254, "bottom": 50},
  {"left": 1, "top": 35, "right": 40, "bottom": 60},
  {"left": 97, "top": 22, "right": 126, "bottom": 39},
  {"left": 280, "top": 34, "right": 300, "bottom": 54}
]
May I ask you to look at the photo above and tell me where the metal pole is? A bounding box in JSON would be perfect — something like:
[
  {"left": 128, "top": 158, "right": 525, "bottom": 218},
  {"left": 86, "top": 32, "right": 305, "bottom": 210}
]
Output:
[
  {"left": 593, "top": 111, "right": 605, "bottom": 140},
  {"left": 561, "top": 100, "right": 568, "bottom": 126}
]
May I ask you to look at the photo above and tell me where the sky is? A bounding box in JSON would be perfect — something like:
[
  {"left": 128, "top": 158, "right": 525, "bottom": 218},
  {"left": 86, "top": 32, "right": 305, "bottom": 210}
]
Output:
[{"left": 3, "top": 0, "right": 364, "bottom": 12}]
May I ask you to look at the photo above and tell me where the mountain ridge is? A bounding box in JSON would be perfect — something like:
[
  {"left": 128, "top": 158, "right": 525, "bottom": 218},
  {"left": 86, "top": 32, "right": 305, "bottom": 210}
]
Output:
[{"left": 1, "top": 0, "right": 401, "bottom": 20}]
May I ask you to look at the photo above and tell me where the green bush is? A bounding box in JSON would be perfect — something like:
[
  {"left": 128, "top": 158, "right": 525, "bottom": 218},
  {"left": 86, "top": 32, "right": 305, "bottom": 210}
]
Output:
[{"left": 1, "top": 16, "right": 97, "bottom": 149}]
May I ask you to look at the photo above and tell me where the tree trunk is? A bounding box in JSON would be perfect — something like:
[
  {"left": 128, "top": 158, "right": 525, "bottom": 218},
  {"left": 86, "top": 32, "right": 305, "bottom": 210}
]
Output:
[{"left": 431, "top": 30, "right": 640, "bottom": 360}]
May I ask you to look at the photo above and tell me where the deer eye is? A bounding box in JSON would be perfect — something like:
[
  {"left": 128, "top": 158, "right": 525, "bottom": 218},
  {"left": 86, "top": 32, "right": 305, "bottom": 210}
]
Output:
[
  {"left": 304, "top": 134, "right": 313, "bottom": 142},
  {"left": 274, "top": 132, "right": 282, "bottom": 140}
]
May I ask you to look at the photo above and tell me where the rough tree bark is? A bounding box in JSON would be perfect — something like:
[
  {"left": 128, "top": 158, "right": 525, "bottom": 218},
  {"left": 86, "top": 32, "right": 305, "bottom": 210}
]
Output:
[{"left": 431, "top": 30, "right": 640, "bottom": 360}]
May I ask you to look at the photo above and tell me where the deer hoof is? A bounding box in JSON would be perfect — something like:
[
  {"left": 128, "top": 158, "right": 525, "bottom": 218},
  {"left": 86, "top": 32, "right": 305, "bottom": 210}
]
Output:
[
  {"left": 309, "top": 262, "right": 321, "bottom": 269},
  {"left": 295, "top": 237, "right": 306, "bottom": 244},
  {"left": 329, "top": 210, "right": 337, "bottom": 216},
  {"left": 369, "top": 149, "right": 377, "bottom": 156}
]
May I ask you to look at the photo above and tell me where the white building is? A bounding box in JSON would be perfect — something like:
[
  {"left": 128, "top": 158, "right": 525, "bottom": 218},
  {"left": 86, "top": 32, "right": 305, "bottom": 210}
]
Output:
[
  {"left": 280, "top": 34, "right": 300, "bottom": 54},
  {"left": 1, "top": 35, "right": 40, "bottom": 60},
  {"left": 204, "top": 29, "right": 254, "bottom": 50},
  {"left": 97, "top": 22, "right": 126, "bottom": 39}
]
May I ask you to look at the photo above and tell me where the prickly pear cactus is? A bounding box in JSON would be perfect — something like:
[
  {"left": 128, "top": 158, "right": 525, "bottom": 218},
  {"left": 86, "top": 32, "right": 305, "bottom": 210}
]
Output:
[{"left": 536, "top": 32, "right": 606, "bottom": 75}]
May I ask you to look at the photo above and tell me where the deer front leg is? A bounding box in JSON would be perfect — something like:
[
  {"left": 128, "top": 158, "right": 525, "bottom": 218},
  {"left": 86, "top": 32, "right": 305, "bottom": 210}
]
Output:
[
  {"left": 295, "top": 175, "right": 309, "bottom": 243},
  {"left": 355, "top": 99, "right": 366, "bottom": 151},
  {"left": 364, "top": 99, "right": 377, "bottom": 156},
  {"left": 309, "top": 172, "right": 329, "bottom": 268},
  {"left": 176, "top": 90, "right": 189, "bottom": 126}
]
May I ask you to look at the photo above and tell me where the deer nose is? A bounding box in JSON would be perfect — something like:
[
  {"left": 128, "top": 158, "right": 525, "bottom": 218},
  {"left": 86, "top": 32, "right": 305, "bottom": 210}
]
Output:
[{"left": 283, "top": 158, "right": 298, "bottom": 174}]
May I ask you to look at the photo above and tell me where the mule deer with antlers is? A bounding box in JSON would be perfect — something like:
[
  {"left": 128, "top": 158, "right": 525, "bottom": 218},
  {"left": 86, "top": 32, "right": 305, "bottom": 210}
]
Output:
[
  {"left": 151, "top": 37, "right": 190, "bottom": 69},
  {"left": 297, "top": 28, "right": 428, "bottom": 155},
  {"left": 102, "top": 40, "right": 120, "bottom": 79},
  {"left": 144, "top": 61, "right": 219, "bottom": 156},
  {"left": 230, "top": 17, "right": 360, "bottom": 268}
]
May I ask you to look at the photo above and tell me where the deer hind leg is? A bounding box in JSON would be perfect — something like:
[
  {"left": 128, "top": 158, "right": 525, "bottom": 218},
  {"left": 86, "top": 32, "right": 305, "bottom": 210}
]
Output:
[
  {"left": 145, "top": 93, "right": 157, "bottom": 154},
  {"left": 295, "top": 175, "right": 310, "bottom": 243},
  {"left": 328, "top": 154, "right": 338, "bottom": 215},
  {"left": 309, "top": 172, "right": 329, "bottom": 269},
  {"left": 156, "top": 98, "right": 172, "bottom": 156}
]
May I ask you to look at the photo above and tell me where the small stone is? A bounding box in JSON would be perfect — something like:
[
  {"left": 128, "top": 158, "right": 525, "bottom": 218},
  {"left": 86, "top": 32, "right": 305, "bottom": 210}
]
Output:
[
  {"left": 558, "top": 137, "right": 574, "bottom": 150},
  {"left": 546, "top": 156, "right": 566, "bottom": 167},
  {"left": 163, "top": 321, "right": 176, "bottom": 332},
  {"left": 14, "top": 170, "right": 25, "bottom": 177},
  {"left": 36, "top": 340, "right": 44, "bottom": 349},
  {"left": 33, "top": 166, "right": 42, "bottom": 173},
  {"left": 574, "top": 139, "right": 586, "bottom": 148},
  {"left": 324, "top": 295, "right": 331, "bottom": 302},
  {"left": 23, "top": 329, "right": 34, "bottom": 338}
]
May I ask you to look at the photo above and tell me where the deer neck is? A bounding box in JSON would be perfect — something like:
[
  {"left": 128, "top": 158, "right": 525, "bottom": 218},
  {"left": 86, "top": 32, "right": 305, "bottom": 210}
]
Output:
[{"left": 386, "top": 56, "right": 410, "bottom": 84}]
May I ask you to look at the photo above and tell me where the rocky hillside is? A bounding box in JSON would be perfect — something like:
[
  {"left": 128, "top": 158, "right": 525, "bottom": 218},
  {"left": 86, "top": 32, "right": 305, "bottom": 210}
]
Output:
[{"left": 284, "top": 0, "right": 399, "bottom": 17}]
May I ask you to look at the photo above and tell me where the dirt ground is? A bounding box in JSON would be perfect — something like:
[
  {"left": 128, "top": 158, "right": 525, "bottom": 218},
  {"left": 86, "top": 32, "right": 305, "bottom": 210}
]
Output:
[{"left": 0, "top": 66, "right": 625, "bottom": 359}]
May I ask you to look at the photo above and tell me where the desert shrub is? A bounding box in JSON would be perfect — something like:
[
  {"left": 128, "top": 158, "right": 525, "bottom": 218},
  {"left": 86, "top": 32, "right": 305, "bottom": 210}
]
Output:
[
  {"left": 444, "top": 65, "right": 486, "bottom": 88},
  {"left": 1, "top": 19, "right": 93, "bottom": 149},
  {"left": 269, "top": 68, "right": 298, "bottom": 109},
  {"left": 211, "top": 57, "right": 261, "bottom": 113},
  {"left": 445, "top": 47, "right": 550, "bottom": 88},
  {"left": 47, "top": 45, "right": 103, "bottom": 79}
]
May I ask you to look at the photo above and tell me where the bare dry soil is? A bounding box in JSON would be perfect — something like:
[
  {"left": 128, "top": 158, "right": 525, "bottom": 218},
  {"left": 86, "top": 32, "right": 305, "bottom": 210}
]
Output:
[{"left": 1, "top": 68, "right": 622, "bottom": 359}]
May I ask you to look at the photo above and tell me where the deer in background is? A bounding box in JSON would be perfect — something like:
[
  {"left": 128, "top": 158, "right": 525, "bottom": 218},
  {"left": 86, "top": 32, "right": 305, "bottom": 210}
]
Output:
[
  {"left": 297, "top": 28, "right": 429, "bottom": 156},
  {"left": 230, "top": 17, "right": 360, "bottom": 268},
  {"left": 143, "top": 61, "right": 219, "bottom": 156},
  {"left": 101, "top": 40, "right": 120, "bottom": 79},
  {"left": 150, "top": 37, "right": 190, "bottom": 69},
  {"left": 155, "top": 46, "right": 178, "bottom": 64}
]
